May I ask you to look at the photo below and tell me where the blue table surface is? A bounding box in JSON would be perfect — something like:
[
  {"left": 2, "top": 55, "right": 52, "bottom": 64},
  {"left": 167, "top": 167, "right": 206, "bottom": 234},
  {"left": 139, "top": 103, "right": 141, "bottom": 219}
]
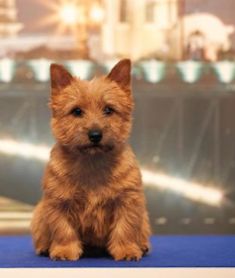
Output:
[{"left": 0, "top": 235, "right": 235, "bottom": 268}]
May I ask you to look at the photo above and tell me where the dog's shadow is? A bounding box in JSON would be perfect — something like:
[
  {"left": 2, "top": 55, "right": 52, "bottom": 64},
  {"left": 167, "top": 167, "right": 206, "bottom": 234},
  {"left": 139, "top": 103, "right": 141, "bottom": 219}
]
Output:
[
  {"left": 82, "top": 245, "right": 111, "bottom": 258},
  {"left": 39, "top": 245, "right": 111, "bottom": 259}
]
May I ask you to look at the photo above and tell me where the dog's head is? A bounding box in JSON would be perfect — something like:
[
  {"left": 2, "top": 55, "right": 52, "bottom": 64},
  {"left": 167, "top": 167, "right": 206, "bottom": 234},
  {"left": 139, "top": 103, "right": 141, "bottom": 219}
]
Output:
[{"left": 50, "top": 59, "right": 133, "bottom": 154}]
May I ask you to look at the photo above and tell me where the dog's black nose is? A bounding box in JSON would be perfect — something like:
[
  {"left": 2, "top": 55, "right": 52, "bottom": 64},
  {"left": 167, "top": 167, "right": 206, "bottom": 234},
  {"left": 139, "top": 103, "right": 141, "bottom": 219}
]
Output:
[{"left": 88, "top": 129, "right": 103, "bottom": 144}]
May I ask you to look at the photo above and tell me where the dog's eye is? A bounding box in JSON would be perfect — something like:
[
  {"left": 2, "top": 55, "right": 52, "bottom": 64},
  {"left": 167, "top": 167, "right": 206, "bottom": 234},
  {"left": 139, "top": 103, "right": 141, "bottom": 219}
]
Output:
[
  {"left": 71, "top": 107, "right": 83, "bottom": 117},
  {"left": 103, "top": 106, "right": 114, "bottom": 116}
]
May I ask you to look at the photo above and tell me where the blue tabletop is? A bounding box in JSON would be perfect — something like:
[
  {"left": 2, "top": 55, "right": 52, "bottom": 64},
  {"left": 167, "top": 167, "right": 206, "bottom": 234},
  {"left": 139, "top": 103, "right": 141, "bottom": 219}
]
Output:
[{"left": 0, "top": 235, "right": 235, "bottom": 268}]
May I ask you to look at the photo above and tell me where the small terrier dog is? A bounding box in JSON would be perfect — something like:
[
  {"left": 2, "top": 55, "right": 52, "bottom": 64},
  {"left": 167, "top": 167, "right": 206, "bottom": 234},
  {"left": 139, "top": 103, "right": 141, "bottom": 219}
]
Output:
[{"left": 31, "top": 59, "right": 151, "bottom": 261}]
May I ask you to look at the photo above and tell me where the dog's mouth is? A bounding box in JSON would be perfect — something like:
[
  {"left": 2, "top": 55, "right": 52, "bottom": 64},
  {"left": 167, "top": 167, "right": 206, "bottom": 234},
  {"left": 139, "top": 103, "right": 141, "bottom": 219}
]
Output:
[{"left": 78, "top": 143, "right": 114, "bottom": 153}]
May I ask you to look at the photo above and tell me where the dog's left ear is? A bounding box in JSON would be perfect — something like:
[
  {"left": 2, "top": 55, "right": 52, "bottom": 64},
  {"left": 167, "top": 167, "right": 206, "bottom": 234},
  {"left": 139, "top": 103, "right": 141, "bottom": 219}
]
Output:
[{"left": 107, "top": 59, "right": 131, "bottom": 90}]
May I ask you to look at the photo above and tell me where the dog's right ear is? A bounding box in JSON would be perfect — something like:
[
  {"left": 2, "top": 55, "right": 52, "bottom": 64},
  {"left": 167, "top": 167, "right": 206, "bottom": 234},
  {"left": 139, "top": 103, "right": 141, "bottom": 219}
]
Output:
[
  {"left": 50, "top": 63, "right": 74, "bottom": 90},
  {"left": 107, "top": 59, "right": 131, "bottom": 90}
]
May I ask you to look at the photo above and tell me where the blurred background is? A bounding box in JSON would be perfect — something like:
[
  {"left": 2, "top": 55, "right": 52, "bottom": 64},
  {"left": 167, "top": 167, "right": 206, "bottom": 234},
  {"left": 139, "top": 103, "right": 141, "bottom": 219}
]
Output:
[{"left": 0, "top": 0, "right": 235, "bottom": 235}]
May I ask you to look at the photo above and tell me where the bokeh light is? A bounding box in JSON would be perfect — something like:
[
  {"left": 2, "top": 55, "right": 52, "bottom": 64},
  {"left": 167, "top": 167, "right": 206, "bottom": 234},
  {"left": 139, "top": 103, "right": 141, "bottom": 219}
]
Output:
[{"left": 59, "top": 3, "right": 79, "bottom": 25}]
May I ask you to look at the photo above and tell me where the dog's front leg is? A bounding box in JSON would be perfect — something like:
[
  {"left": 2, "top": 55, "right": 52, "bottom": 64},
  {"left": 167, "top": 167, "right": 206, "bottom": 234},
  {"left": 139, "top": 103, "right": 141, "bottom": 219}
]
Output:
[
  {"left": 48, "top": 207, "right": 83, "bottom": 261},
  {"left": 107, "top": 191, "right": 146, "bottom": 261}
]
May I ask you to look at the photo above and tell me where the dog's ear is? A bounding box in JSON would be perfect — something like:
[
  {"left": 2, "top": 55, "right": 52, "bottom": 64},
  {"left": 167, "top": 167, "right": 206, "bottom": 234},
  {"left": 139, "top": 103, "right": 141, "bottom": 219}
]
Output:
[
  {"left": 50, "top": 63, "right": 74, "bottom": 90},
  {"left": 107, "top": 59, "right": 131, "bottom": 90}
]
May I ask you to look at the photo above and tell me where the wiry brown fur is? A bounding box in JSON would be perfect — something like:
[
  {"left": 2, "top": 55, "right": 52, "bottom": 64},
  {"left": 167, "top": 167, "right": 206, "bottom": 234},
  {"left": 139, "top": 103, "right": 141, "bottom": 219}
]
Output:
[{"left": 31, "top": 59, "right": 151, "bottom": 261}]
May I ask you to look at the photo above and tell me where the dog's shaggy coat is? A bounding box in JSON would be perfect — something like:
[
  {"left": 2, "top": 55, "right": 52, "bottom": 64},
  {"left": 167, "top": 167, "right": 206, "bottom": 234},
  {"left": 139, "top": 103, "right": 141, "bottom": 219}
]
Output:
[{"left": 31, "top": 59, "right": 151, "bottom": 261}]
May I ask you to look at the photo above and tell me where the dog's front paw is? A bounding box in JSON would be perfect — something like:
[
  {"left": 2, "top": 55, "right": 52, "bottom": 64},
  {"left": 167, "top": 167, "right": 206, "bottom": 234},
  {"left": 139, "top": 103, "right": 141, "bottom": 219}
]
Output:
[
  {"left": 50, "top": 241, "right": 83, "bottom": 261},
  {"left": 109, "top": 243, "right": 143, "bottom": 261}
]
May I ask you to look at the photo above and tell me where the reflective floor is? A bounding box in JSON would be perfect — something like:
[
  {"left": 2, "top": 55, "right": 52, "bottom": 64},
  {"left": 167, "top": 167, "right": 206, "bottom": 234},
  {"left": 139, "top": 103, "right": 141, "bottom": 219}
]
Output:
[{"left": 0, "top": 196, "right": 32, "bottom": 234}]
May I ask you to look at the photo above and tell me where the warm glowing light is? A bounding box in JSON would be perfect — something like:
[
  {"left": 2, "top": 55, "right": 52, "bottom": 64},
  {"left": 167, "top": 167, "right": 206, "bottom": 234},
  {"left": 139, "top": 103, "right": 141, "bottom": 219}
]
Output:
[
  {"left": 89, "top": 4, "right": 104, "bottom": 23},
  {"left": 37, "top": 1, "right": 103, "bottom": 38},
  {"left": 36, "top": 1, "right": 80, "bottom": 36},
  {"left": 142, "top": 169, "right": 223, "bottom": 206},
  {"left": 59, "top": 3, "right": 79, "bottom": 25}
]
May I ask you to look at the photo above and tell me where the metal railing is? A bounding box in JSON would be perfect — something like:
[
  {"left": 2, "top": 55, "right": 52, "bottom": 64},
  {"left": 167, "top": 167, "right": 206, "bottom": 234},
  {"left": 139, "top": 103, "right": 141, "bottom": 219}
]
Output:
[{"left": 0, "top": 58, "right": 235, "bottom": 84}]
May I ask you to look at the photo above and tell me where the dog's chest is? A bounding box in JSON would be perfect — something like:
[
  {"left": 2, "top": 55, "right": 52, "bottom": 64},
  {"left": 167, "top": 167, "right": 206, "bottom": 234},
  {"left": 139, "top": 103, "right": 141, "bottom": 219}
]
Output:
[{"left": 68, "top": 189, "right": 116, "bottom": 244}]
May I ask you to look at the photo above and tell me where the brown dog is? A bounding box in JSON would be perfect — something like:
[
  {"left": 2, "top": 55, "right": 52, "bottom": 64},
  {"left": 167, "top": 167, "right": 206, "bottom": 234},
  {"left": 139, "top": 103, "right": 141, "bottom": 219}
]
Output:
[{"left": 31, "top": 59, "right": 151, "bottom": 261}]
